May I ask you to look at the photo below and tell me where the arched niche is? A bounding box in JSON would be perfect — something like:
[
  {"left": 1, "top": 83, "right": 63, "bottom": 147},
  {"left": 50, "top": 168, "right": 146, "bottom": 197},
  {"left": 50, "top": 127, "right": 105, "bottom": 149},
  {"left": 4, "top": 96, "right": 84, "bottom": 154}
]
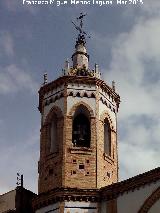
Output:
[
  {"left": 44, "top": 106, "right": 63, "bottom": 154},
  {"left": 100, "top": 111, "right": 115, "bottom": 158},
  {"left": 104, "top": 118, "right": 111, "bottom": 156},
  {"left": 50, "top": 112, "right": 58, "bottom": 153}
]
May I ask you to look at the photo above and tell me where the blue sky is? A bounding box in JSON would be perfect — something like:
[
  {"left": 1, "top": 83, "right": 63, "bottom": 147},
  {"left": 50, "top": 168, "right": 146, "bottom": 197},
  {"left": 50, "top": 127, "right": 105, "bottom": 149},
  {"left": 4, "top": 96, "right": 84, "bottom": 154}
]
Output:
[{"left": 0, "top": 0, "right": 160, "bottom": 194}]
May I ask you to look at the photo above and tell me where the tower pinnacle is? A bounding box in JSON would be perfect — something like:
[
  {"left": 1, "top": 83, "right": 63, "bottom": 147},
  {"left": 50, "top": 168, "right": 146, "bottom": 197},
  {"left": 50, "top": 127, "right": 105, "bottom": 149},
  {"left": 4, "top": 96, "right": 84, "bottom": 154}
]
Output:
[
  {"left": 61, "top": 14, "right": 101, "bottom": 78},
  {"left": 72, "top": 13, "right": 89, "bottom": 70}
]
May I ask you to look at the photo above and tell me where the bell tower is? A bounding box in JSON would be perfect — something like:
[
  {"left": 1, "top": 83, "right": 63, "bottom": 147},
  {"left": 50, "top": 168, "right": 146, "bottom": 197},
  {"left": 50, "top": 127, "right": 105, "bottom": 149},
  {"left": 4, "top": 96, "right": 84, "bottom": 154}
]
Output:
[{"left": 37, "top": 14, "right": 120, "bottom": 195}]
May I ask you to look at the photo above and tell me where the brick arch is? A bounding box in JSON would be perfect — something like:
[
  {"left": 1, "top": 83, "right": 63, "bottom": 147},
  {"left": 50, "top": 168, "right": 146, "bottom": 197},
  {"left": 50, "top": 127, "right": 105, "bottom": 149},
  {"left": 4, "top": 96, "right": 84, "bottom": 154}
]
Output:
[
  {"left": 100, "top": 110, "right": 115, "bottom": 131},
  {"left": 44, "top": 105, "right": 63, "bottom": 125},
  {"left": 138, "top": 187, "right": 160, "bottom": 213},
  {"left": 68, "top": 101, "right": 94, "bottom": 117}
]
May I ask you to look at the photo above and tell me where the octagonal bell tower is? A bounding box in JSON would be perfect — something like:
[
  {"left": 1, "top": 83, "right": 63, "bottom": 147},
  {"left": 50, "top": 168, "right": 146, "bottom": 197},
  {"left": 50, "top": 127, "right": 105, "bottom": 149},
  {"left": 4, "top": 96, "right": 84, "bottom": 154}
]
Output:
[{"left": 37, "top": 16, "right": 120, "bottom": 195}]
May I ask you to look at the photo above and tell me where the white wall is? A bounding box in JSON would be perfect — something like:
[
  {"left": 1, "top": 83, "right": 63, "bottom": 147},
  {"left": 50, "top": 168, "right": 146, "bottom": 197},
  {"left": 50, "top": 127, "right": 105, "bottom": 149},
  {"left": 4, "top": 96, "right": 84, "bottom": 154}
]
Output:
[
  {"left": 117, "top": 180, "right": 160, "bottom": 213},
  {"left": 44, "top": 85, "right": 64, "bottom": 99},
  {"left": 64, "top": 201, "right": 98, "bottom": 213},
  {"left": 0, "top": 190, "right": 16, "bottom": 213},
  {"left": 67, "top": 84, "right": 96, "bottom": 91},
  {"left": 67, "top": 96, "right": 96, "bottom": 116},
  {"left": 36, "top": 202, "right": 60, "bottom": 213},
  {"left": 36, "top": 201, "right": 98, "bottom": 213},
  {"left": 67, "top": 83, "right": 96, "bottom": 116},
  {"left": 43, "top": 98, "right": 64, "bottom": 123}
]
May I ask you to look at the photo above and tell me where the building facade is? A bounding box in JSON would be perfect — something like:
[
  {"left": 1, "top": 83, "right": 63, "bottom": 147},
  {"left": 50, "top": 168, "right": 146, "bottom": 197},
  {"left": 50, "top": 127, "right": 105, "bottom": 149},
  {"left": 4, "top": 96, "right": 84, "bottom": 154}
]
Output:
[
  {"left": 32, "top": 17, "right": 160, "bottom": 213},
  {"left": 0, "top": 187, "right": 35, "bottom": 213}
]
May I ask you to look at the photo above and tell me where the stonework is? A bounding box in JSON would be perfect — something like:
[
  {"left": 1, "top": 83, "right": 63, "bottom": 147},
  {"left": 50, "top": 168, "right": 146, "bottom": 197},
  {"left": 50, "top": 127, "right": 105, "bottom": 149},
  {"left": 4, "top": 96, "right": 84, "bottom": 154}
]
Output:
[
  {"left": 32, "top": 18, "right": 160, "bottom": 213},
  {"left": 38, "top": 73, "right": 120, "bottom": 194},
  {"left": 37, "top": 24, "right": 121, "bottom": 197}
]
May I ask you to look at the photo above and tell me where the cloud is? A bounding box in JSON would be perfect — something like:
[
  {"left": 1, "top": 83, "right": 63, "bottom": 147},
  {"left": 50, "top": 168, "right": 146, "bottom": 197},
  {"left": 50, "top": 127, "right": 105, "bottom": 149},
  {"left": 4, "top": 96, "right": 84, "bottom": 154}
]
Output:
[
  {"left": 102, "top": 6, "right": 160, "bottom": 180},
  {"left": 0, "top": 128, "right": 39, "bottom": 195},
  {"left": 0, "top": 64, "right": 39, "bottom": 95},
  {"left": 140, "top": 0, "right": 160, "bottom": 15},
  {"left": 2, "top": 0, "right": 39, "bottom": 15},
  {"left": 0, "top": 32, "right": 14, "bottom": 57},
  {"left": 108, "top": 16, "right": 160, "bottom": 117},
  {"left": 0, "top": 30, "right": 38, "bottom": 95}
]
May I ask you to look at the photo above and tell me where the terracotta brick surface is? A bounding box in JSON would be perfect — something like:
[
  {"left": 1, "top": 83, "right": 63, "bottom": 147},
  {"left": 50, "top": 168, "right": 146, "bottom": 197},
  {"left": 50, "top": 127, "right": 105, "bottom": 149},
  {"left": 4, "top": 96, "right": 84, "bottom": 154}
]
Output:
[{"left": 38, "top": 79, "right": 119, "bottom": 194}]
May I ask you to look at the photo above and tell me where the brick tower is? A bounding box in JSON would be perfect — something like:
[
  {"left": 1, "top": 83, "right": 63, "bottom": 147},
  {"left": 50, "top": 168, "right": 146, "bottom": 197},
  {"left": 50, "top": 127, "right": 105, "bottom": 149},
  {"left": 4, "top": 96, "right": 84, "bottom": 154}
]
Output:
[{"left": 33, "top": 14, "right": 120, "bottom": 212}]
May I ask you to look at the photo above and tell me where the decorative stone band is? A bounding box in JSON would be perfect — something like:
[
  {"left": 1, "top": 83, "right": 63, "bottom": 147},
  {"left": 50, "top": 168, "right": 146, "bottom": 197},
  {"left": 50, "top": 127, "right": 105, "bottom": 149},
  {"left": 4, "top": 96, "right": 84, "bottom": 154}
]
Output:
[
  {"left": 100, "top": 167, "right": 160, "bottom": 201},
  {"left": 69, "top": 147, "right": 92, "bottom": 155},
  {"left": 32, "top": 188, "right": 100, "bottom": 211},
  {"left": 38, "top": 75, "right": 120, "bottom": 113},
  {"left": 44, "top": 91, "right": 96, "bottom": 109},
  {"left": 33, "top": 167, "right": 160, "bottom": 211},
  {"left": 72, "top": 51, "right": 89, "bottom": 60}
]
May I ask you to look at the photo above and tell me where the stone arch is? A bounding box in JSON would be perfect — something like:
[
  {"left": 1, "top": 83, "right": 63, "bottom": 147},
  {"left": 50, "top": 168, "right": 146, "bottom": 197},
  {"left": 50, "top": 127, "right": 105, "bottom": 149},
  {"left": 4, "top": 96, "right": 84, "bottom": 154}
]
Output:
[
  {"left": 42, "top": 105, "right": 64, "bottom": 155},
  {"left": 100, "top": 110, "right": 115, "bottom": 131},
  {"left": 44, "top": 105, "right": 63, "bottom": 126},
  {"left": 68, "top": 101, "right": 94, "bottom": 118},
  {"left": 100, "top": 111, "right": 114, "bottom": 157},
  {"left": 70, "top": 102, "right": 94, "bottom": 148},
  {"left": 138, "top": 187, "right": 160, "bottom": 213}
]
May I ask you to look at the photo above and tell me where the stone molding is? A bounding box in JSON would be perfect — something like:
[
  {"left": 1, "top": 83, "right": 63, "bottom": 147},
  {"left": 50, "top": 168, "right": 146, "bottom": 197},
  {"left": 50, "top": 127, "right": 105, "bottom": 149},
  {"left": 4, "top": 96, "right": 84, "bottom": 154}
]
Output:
[
  {"left": 68, "top": 101, "right": 94, "bottom": 118},
  {"left": 138, "top": 186, "right": 160, "bottom": 213},
  {"left": 44, "top": 105, "right": 64, "bottom": 126},
  {"left": 32, "top": 188, "right": 100, "bottom": 211},
  {"left": 38, "top": 76, "right": 120, "bottom": 113},
  {"left": 44, "top": 92, "right": 64, "bottom": 107},
  {"left": 99, "top": 96, "right": 116, "bottom": 113},
  {"left": 68, "top": 90, "right": 96, "bottom": 98},
  {"left": 35, "top": 166, "right": 160, "bottom": 211},
  {"left": 100, "top": 110, "right": 115, "bottom": 131},
  {"left": 100, "top": 167, "right": 160, "bottom": 200}
]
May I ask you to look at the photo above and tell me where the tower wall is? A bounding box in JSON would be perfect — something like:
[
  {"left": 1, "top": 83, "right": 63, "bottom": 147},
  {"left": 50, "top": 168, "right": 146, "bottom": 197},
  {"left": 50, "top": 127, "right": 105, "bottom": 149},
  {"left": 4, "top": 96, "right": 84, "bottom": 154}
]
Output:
[
  {"left": 38, "top": 77, "right": 120, "bottom": 193},
  {"left": 35, "top": 15, "right": 120, "bottom": 212},
  {"left": 97, "top": 93, "right": 118, "bottom": 188},
  {"left": 38, "top": 85, "right": 66, "bottom": 194},
  {"left": 72, "top": 43, "right": 89, "bottom": 69}
]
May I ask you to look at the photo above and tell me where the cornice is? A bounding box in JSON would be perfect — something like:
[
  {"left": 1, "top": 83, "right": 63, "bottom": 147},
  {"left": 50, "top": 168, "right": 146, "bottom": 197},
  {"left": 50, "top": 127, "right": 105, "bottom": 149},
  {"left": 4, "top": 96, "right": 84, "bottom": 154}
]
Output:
[
  {"left": 38, "top": 75, "right": 120, "bottom": 113},
  {"left": 100, "top": 167, "right": 160, "bottom": 200},
  {"left": 32, "top": 187, "right": 100, "bottom": 211},
  {"left": 33, "top": 167, "right": 160, "bottom": 210}
]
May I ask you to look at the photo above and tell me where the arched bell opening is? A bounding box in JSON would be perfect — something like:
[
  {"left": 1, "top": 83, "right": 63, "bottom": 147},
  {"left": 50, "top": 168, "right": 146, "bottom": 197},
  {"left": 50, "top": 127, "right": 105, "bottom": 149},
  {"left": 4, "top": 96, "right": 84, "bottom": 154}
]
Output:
[
  {"left": 72, "top": 105, "right": 91, "bottom": 148},
  {"left": 104, "top": 118, "right": 111, "bottom": 156}
]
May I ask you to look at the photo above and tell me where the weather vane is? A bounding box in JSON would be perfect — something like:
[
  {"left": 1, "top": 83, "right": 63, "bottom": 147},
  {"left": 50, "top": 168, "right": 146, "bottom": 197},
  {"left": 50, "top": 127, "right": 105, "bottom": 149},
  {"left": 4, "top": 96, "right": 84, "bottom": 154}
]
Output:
[
  {"left": 72, "top": 13, "right": 90, "bottom": 44},
  {"left": 16, "top": 172, "right": 24, "bottom": 188}
]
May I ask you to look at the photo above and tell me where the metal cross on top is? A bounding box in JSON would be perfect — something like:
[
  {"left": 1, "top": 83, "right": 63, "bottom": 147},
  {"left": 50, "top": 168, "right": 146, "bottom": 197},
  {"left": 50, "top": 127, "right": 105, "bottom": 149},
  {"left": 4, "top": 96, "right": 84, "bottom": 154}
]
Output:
[{"left": 72, "top": 13, "right": 90, "bottom": 44}]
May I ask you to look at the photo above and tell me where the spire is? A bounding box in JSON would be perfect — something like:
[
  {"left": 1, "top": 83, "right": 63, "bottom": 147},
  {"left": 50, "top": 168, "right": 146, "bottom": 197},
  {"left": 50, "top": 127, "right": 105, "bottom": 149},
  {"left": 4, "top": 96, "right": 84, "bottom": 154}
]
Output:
[
  {"left": 60, "top": 13, "right": 101, "bottom": 79},
  {"left": 72, "top": 13, "right": 89, "bottom": 70}
]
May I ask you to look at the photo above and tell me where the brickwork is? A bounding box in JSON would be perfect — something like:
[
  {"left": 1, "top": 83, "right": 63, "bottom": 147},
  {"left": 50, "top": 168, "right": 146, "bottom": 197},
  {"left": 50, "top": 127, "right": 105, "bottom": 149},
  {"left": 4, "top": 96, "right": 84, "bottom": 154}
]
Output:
[
  {"left": 97, "top": 110, "right": 118, "bottom": 188},
  {"left": 38, "top": 76, "right": 119, "bottom": 194},
  {"left": 63, "top": 100, "right": 97, "bottom": 188},
  {"left": 68, "top": 101, "right": 94, "bottom": 117},
  {"left": 38, "top": 105, "right": 64, "bottom": 194}
]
